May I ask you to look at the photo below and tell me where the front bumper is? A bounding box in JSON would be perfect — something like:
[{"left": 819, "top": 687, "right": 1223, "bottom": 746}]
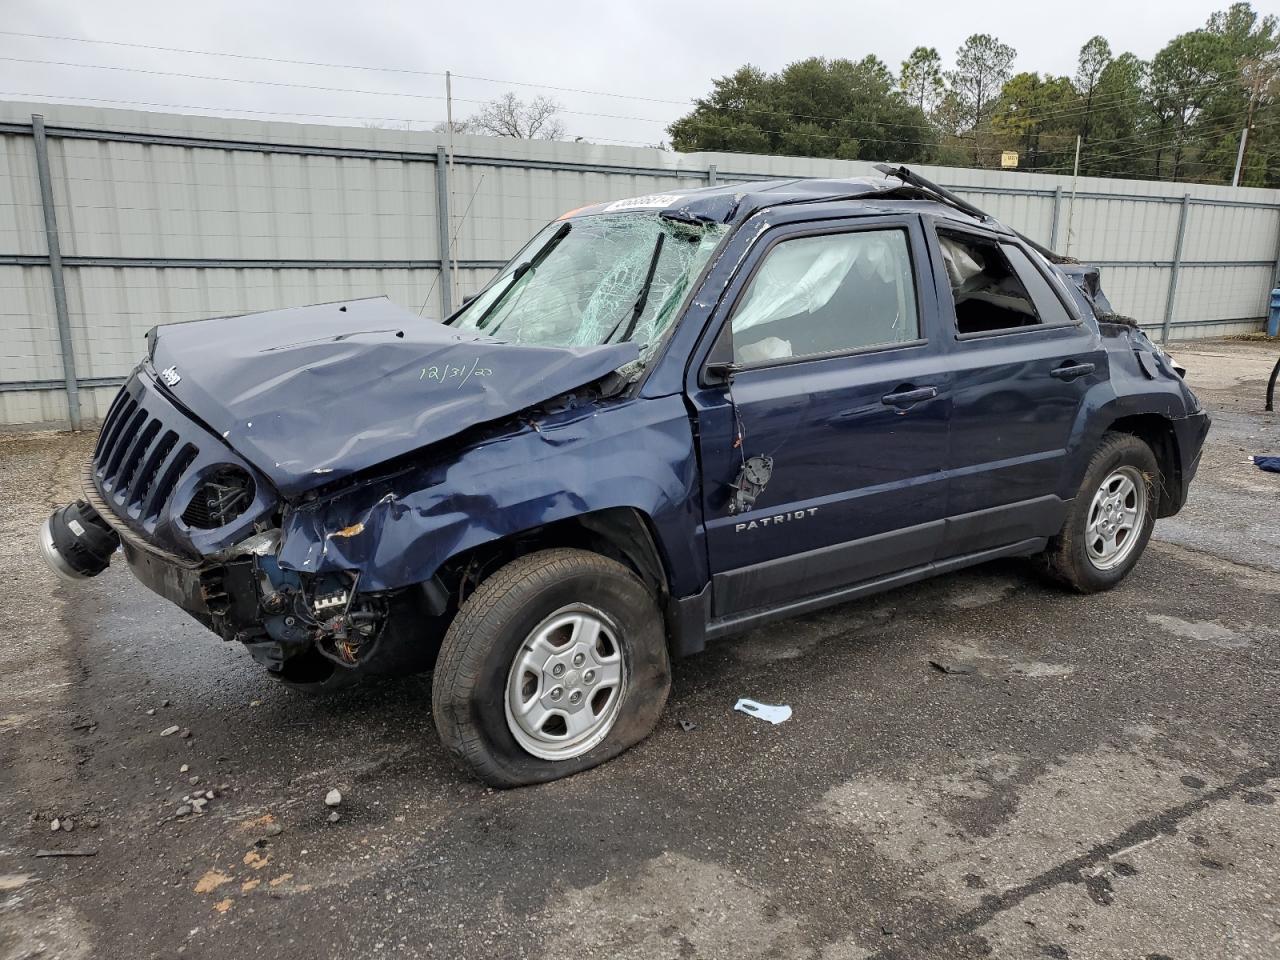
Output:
[{"left": 1164, "top": 409, "right": 1211, "bottom": 516}]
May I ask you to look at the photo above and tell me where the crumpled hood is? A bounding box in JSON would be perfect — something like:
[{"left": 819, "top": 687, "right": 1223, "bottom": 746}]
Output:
[{"left": 148, "top": 297, "right": 639, "bottom": 498}]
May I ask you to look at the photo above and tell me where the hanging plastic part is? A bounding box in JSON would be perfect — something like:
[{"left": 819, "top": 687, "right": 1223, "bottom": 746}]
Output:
[{"left": 728, "top": 456, "right": 773, "bottom": 515}]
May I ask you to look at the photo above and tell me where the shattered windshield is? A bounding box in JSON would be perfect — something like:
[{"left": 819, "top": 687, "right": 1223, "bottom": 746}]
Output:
[{"left": 449, "top": 213, "right": 726, "bottom": 355}]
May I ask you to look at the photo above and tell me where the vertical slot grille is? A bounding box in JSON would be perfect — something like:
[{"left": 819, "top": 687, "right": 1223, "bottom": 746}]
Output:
[
  {"left": 95, "top": 395, "right": 138, "bottom": 479},
  {"left": 91, "top": 378, "right": 207, "bottom": 530},
  {"left": 101, "top": 407, "right": 148, "bottom": 489},
  {"left": 129, "top": 430, "right": 178, "bottom": 512},
  {"left": 94, "top": 389, "right": 130, "bottom": 460},
  {"left": 144, "top": 444, "right": 198, "bottom": 522},
  {"left": 114, "top": 419, "right": 161, "bottom": 499}
]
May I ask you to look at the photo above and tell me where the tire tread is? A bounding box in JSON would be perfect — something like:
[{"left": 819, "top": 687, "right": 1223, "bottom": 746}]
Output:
[
  {"left": 431, "top": 548, "right": 663, "bottom": 787},
  {"left": 1042, "top": 432, "right": 1159, "bottom": 593}
]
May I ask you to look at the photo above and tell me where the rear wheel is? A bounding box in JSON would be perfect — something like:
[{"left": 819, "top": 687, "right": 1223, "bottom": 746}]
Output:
[
  {"left": 1043, "top": 432, "right": 1159, "bottom": 592},
  {"left": 432, "top": 548, "right": 670, "bottom": 787}
]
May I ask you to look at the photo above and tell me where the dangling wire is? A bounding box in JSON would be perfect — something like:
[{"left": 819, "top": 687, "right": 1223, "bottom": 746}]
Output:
[{"left": 728, "top": 378, "right": 746, "bottom": 469}]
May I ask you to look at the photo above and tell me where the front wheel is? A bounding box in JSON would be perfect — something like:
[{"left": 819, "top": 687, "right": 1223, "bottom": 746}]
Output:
[
  {"left": 1042, "top": 432, "right": 1159, "bottom": 593},
  {"left": 431, "top": 548, "right": 671, "bottom": 787}
]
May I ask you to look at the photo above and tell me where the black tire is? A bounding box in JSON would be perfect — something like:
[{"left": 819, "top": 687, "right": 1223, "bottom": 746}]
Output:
[
  {"left": 1042, "top": 432, "right": 1160, "bottom": 593},
  {"left": 432, "top": 548, "right": 671, "bottom": 787}
]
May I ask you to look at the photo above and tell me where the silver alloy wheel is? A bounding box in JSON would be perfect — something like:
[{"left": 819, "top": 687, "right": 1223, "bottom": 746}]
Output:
[
  {"left": 504, "top": 604, "right": 627, "bottom": 761},
  {"left": 1085, "top": 465, "right": 1147, "bottom": 571}
]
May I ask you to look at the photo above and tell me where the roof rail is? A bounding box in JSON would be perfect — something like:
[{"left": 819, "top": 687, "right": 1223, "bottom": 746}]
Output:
[
  {"left": 874, "top": 164, "right": 989, "bottom": 223},
  {"left": 874, "top": 164, "right": 1074, "bottom": 264}
]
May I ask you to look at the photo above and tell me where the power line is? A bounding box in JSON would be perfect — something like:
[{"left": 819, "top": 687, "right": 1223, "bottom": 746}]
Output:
[
  {"left": 2, "top": 28, "right": 1253, "bottom": 138},
  {"left": 6, "top": 82, "right": 1263, "bottom": 180},
  {"left": 987, "top": 75, "right": 1247, "bottom": 128},
  {"left": 1033, "top": 112, "right": 1266, "bottom": 173},
  {"left": 2, "top": 45, "right": 1269, "bottom": 183},
  {"left": 0, "top": 59, "right": 955, "bottom": 150},
  {"left": 0, "top": 92, "right": 446, "bottom": 127},
  {"left": 0, "top": 29, "right": 694, "bottom": 107},
  {"left": 0, "top": 56, "right": 692, "bottom": 128},
  {"left": 0, "top": 56, "right": 450, "bottom": 102},
  {"left": 1028, "top": 116, "right": 1278, "bottom": 182},
  {"left": 0, "top": 30, "right": 447, "bottom": 78},
  {"left": 0, "top": 91, "right": 662, "bottom": 146},
  {"left": 3, "top": 30, "right": 1264, "bottom": 155}
]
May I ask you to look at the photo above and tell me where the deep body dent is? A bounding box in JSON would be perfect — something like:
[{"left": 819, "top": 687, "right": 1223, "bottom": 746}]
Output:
[
  {"left": 1073, "top": 321, "right": 1207, "bottom": 515},
  {"left": 278, "top": 391, "right": 706, "bottom": 596}
]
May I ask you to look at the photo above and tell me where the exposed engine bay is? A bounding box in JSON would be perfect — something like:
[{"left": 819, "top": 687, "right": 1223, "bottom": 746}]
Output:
[{"left": 42, "top": 492, "right": 431, "bottom": 689}]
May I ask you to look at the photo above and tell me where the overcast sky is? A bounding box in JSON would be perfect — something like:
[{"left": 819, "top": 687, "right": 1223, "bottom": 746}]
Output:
[{"left": 2, "top": 0, "right": 1232, "bottom": 146}]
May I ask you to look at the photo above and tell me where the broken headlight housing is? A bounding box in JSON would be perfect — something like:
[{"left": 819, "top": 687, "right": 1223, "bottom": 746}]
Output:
[{"left": 182, "top": 466, "right": 256, "bottom": 529}]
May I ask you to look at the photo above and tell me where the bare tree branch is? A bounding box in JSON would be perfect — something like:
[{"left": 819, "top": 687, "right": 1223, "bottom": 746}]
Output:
[{"left": 463, "top": 93, "right": 566, "bottom": 140}]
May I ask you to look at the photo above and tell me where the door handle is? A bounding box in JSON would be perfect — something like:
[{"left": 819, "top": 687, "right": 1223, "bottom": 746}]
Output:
[
  {"left": 1050, "top": 361, "right": 1095, "bottom": 381},
  {"left": 881, "top": 385, "right": 938, "bottom": 408}
]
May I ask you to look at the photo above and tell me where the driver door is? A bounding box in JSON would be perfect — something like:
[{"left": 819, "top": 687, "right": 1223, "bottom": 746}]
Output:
[{"left": 687, "top": 216, "right": 952, "bottom": 620}]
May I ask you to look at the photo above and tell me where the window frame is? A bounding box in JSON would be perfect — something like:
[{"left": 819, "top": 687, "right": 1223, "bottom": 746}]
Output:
[
  {"left": 1003, "top": 242, "right": 1088, "bottom": 328},
  {"left": 719, "top": 220, "right": 929, "bottom": 373},
  {"left": 933, "top": 225, "right": 1083, "bottom": 342}
]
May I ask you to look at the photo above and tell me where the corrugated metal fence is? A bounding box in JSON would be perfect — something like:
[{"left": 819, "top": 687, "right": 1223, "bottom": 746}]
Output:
[{"left": 3, "top": 100, "right": 1279, "bottom": 429}]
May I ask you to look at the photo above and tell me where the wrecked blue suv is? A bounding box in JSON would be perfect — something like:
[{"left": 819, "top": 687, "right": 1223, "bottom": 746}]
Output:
[{"left": 40, "top": 167, "right": 1209, "bottom": 786}]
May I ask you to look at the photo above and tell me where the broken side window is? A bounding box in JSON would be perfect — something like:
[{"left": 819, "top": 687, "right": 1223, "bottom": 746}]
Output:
[{"left": 938, "top": 231, "right": 1045, "bottom": 335}]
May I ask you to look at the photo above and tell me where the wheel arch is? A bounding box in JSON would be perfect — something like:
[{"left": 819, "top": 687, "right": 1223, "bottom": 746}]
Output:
[
  {"left": 426, "top": 506, "right": 677, "bottom": 637},
  {"left": 1101, "top": 412, "right": 1182, "bottom": 517}
]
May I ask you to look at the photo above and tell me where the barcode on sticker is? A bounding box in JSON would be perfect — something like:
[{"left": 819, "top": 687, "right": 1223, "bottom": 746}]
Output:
[{"left": 603, "top": 194, "right": 684, "bottom": 212}]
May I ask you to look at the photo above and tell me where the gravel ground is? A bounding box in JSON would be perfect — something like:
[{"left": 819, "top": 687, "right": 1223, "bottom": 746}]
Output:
[{"left": 1, "top": 338, "right": 1277, "bottom": 960}]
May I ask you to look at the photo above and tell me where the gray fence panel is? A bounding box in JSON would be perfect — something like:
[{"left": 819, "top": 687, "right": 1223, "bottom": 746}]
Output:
[{"left": 1, "top": 99, "right": 1278, "bottom": 429}]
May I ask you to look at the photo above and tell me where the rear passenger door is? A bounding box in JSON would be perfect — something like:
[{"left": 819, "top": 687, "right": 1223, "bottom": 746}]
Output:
[
  {"left": 688, "top": 216, "right": 952, "bottom": 619},
  {"left": 931, "top": 225, "right": 1107, "bottom": 558}
]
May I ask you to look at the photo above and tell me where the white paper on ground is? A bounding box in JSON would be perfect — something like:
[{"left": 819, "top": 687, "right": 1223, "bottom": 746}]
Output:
[{"left": 733, "top": 698, "right": 792, "bottom": 725}]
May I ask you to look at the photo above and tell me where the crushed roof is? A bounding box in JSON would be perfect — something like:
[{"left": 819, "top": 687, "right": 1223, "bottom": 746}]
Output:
[{"left": 566, "top": 176, "right": 993, "bottom": 228}]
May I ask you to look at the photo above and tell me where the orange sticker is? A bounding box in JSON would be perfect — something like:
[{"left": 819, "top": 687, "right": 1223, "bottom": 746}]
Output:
[{"left": 556, "top": 204, "right": 596, "bottom": 221}]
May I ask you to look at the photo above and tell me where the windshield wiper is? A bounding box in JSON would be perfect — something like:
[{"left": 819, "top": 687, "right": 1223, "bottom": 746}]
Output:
[
  {"left": 604, "top": 233, "right": 665, "bottom": 345},
  {"left": 475, "top": 221, "right": 572, "bottom": 331}
]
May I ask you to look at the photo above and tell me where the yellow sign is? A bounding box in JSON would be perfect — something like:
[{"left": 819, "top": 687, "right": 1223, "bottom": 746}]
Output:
[{"left": 1000, "top": 151, "right": 1019, "bottom": 168}]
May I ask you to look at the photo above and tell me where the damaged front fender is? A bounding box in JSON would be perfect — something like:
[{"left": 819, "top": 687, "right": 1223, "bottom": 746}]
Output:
[{"left": 277, "top": 394, "right": 707, "bottom": 596}]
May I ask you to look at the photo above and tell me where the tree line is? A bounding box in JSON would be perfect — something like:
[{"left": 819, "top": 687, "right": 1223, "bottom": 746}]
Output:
[{"left": 666, "top": 2, "right": 1279, "bottom": 186}]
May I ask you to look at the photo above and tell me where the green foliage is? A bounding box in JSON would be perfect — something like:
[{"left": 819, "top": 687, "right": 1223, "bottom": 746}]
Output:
[
  {"left": 667, "top": 56, "right": 935, "bottom": 162},
  {"left": 947, "top": 34, "right": 1017, "bottom": 132},
  {"left": 900, "top": 47, "right": 945, "bottom": 115},
  {"left": 990, "top": 73, "right": 1079, "bottom": 171},
  {"left": 1080, "top": 53, "right": 1149, "bottom": 178},
  {"left": 667, "top": 3, "right": 1280, "bottom": 185}
]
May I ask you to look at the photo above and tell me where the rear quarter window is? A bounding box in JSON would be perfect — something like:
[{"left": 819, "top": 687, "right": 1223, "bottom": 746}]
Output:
[
  {"left": 939, "top": 231, "right": 1074, "bottom": 336},
  {"left": 1001, "top": 245, "right": 1075, "bottom": 328}
]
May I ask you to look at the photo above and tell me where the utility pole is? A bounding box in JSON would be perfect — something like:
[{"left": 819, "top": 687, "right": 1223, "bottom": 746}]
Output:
[
  {"left": 1235, "top": 65, "right": 1263, "bottom": 187},
  {"left": 1232, "top": 126, "right": 1248, "bottom": 187},
  {"left": 1064, "top": 134, "right": 1082, "bottom": 257},
  {"left": 445, "top": 70, "right": 458, "bottom": 307}
]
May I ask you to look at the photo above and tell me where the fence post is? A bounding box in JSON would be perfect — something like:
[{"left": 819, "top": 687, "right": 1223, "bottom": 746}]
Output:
[
  {"left": 435, "top": 144, "right": 453, "bottom": 318},
  {"left": 1160, "top": 193, "right": 1191, "bottom": 344},
  {"left": 1048, "top": 186, "right": 1063, "bottom": 250},
  {"left": 1271, "top": 202, "right": 1280, "bottom": 294},
  {"left": 707, "top": 163, "right": 718, "bottom": 187},
  {"left": 31, "top": 114, "right": 81, "bottom": 430}
]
